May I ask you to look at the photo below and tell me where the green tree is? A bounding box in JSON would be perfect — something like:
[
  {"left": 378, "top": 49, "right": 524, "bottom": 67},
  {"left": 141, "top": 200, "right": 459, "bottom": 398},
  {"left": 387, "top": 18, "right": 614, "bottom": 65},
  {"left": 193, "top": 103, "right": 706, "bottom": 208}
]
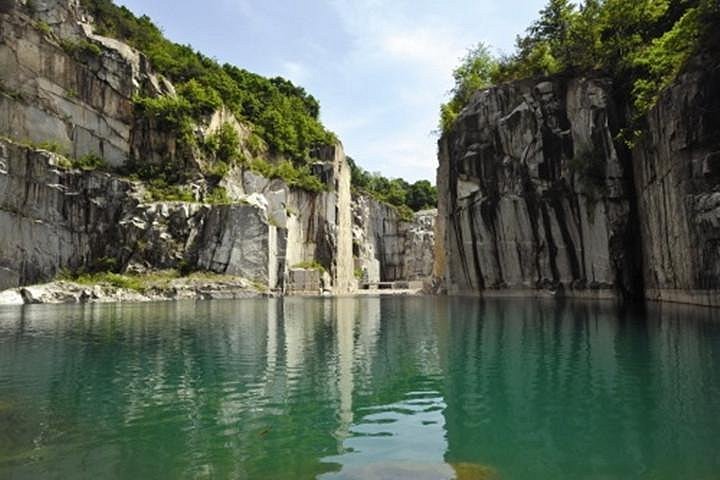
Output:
[
  {"left": 406, "top": 180, "right": 438, "bottom": 211},
  {"left": 440, "top": 42, "right": 498, "bottom": 132}
]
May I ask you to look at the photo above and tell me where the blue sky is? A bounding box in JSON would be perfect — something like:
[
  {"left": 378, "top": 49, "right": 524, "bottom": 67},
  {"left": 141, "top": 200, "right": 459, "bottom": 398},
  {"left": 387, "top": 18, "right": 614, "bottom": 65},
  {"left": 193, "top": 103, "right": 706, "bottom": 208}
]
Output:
[{"left": 116, "top": 0, "right": 547, "bottom": 182}]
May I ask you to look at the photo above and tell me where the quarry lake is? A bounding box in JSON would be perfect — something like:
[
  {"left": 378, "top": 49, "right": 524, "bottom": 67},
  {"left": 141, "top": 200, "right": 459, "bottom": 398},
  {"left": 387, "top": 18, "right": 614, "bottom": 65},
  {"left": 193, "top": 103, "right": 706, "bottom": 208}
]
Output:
[{"left": 0, "top": 297, "right": 719, "bottom": 480}]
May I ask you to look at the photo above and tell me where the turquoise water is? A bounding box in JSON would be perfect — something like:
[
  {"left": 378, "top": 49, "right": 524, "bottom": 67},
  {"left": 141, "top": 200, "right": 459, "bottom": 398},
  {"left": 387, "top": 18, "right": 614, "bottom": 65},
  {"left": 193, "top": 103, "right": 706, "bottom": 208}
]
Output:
[{"left": 0, "top": 297, "right": 719, "bottom": 479}]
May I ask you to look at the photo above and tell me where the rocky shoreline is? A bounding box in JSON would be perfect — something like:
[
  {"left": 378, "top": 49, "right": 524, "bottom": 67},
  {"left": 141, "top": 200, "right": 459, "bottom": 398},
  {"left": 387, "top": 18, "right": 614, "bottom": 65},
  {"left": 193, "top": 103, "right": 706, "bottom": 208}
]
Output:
[
  {"left": 0, "top": 277, "right": 432, "bottom": 306},
  {"left": 0, "top": 277, "right": 269, "bottom": 306}
]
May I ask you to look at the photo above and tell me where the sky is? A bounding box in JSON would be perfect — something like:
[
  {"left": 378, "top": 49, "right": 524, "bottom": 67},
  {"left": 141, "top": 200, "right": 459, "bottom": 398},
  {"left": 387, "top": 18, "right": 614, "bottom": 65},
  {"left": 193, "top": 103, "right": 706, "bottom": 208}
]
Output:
[{"left": 116, "top": 0, "right": 547, "bottom": 182}]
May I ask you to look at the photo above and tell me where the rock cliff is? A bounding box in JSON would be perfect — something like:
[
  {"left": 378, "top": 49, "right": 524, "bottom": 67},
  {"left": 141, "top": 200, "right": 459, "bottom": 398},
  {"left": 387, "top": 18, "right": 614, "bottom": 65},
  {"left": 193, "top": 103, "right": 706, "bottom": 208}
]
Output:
[
  {"left": 0, "top": 138, "right": 285, "bottom": 290},
  {"left": 0, "top": 0, "right": 357, "bottom": 296},
  {"left": 436, "top": 76, "right": 639, "bottom": 298},
  {"left": 436, "top": 53, "right": 720, "bottom": 306},
  {"left": 353, "top": 194, "right": 436, "bottom": 285},
  {"left": 632, "top": 52, "right": 720, "bottom": 307}
]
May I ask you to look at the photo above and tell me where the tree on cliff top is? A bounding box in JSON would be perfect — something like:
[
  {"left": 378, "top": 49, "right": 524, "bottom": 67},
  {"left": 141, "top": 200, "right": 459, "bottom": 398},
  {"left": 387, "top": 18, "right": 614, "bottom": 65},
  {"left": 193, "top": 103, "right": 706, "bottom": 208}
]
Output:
[
  {"left": 440, "top": 42, "right": 498, "bottom": 132},
  {"left": 440, "top": 0, "right": 720, "bottom": 134},
  {"left": 347, "top": 157, "right": 438, "bottom": 214},
  {"left": 78, "top": 0, "right": 334, "bottom": 164}
]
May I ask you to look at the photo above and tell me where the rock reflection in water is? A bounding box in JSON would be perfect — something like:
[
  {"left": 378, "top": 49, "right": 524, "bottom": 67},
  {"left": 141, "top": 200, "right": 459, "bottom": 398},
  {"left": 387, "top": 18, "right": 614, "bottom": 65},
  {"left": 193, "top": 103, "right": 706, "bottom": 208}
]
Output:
[{"left": 0, "top": 297, "right": 719, "bottom": 479}]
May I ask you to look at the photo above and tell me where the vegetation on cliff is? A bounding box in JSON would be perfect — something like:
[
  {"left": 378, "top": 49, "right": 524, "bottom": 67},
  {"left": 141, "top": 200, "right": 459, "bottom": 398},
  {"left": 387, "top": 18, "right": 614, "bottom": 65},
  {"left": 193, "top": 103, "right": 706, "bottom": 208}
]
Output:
[
  {"left": 79, "top": 0, "right": 335, "bottom": 165},
  {"left": 440, "top": 0, "right": 720, "bottom": 133},
  {"left": 78, "top": 0, "right": 427, "bottom": 203},
  {"left": 348, "top": 157, "right": 438, "bottom": 217}
]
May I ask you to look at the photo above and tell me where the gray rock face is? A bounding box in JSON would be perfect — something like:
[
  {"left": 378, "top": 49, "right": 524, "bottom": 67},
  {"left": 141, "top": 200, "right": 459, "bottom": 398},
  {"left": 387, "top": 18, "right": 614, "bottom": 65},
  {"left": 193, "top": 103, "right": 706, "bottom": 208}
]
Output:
[
  {"left": 437, "top": 53, "right": 720, "bottom": 306},
  {"left": 194, "top": 204, "right": 280, "bottom": 285},
  {"left": 0, "top": 138, "right": 281, "bottom": 289},
  {"left": 0, "top": 0, "right": 356, "bottom": 296},
  {"left": 0, "top": 140, "right": 133, "bottom": 289},
  {"left": 436, "top": 77, "right": 640, "bottom": 297},
  {"left": 0, "top": 0, "right": 166, "bottom": 167},
  {"left": 228, "top": 146, "right": 356, "bottom": 294},
  {"left": 632, "top": 53, "right": 720, "bottom": 307},
  {"left": 353, "top": 195, "right": 436, "bottom": 283}
]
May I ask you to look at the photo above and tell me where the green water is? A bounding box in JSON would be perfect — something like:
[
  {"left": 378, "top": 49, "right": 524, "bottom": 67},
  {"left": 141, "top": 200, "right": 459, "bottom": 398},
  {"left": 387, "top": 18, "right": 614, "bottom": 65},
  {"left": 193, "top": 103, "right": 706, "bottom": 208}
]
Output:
[{"left": 0, "top": 297, "right": 719, "bottom": 479}]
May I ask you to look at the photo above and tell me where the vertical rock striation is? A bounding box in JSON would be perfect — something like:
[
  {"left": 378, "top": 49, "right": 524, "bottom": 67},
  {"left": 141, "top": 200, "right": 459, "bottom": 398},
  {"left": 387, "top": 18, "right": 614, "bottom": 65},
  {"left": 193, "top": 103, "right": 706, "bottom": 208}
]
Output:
[
  {"left": 353, "top": 194, "right": 436, "bottom": 285},
  {"left": 0, "top": 0, "right": 356, "bottom": 294},
  {"left": 632, "top": 53, "right": 720, "bottom": 307},
  {"left": 437, "top": 51, "right": 720, "bottom": 306},
  {"left": 436, "top": 77, "right": 640, "bottom": 298}
]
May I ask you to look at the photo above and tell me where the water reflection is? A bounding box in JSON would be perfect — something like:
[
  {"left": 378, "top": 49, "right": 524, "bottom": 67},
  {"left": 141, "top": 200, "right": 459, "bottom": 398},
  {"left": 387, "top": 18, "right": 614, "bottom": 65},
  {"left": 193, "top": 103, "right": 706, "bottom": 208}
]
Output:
[{"left": 0, "top": 298, "right": 719, "bottom": 479}]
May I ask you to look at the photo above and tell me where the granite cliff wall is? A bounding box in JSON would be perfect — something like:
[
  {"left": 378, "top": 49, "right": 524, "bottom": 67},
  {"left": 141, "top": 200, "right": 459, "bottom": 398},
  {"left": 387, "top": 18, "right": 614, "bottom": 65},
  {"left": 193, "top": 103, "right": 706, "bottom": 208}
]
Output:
[
  {"left": 0, "top": 0, "right": 355, "bottom": 294},
  {"left": 436, "top": 54, "right": 720, "bottom": 306},
  {"left": 0, "top": 138, "right": 285, "bottom": 290},
  {"left": 353, "top": 195, "right": 436, "bottom": 285},
  {"left": 632, "top": 52, "right": 720, "bottom": 307},
  {"left": 436, "top": 77, "right": 640, "bottom": 298}
]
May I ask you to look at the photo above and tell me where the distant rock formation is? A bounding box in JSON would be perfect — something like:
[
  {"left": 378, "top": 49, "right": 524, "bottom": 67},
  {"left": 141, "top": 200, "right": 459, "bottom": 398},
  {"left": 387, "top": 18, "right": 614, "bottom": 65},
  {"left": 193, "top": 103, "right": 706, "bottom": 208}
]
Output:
[{"left": 353, "top": 194, "right": 435, "bottom": 286}]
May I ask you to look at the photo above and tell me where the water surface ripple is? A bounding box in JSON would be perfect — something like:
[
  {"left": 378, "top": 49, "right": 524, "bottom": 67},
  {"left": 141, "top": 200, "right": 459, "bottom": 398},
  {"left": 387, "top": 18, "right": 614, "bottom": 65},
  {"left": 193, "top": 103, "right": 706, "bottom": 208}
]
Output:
[{"left": 0, "top": 297, "right": 719, "bottom": 479}]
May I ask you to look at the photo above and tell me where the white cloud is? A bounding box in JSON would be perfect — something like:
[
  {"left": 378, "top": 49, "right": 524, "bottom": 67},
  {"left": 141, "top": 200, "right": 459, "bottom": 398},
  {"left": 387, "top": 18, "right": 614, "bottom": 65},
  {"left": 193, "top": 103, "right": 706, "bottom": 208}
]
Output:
[
  {"left": 280, "top": 61, "right": 310, "bottom": 84},
  {"left": 318, "top": 0, "right": 473, "bottom": 180},
  {"left": 380, "top": 26, "right": 466, "bottom": 75}
]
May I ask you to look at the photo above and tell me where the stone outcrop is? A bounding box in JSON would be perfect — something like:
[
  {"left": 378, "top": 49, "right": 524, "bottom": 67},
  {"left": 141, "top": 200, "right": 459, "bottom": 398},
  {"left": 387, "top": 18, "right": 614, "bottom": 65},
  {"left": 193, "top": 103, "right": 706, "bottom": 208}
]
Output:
[
  {"left": 353, "top": 194, "right": 436, "bottom": 285},
  {"left": 436, "top": 51, "right": 720, "bottom": 306},
  {"left": 0, "top": 138, "right": 282, "bottom": 289},
  {"left": 0, "top": 0, "right": 356, "bottom": 297},
  {"left": 218, "top": 144, "right": 355, "bottom": 293},
  {"left": 632, "top": 52, "right": 720, "bottom": 307},
  {"left": 436, "top": 76, "right": 639, "bottom": 298},
  {"left": 0, "top": 135, "right": 356, "bottom": 293},
  {"left": 0, "top": 0, "right": 167, "bottom": 167},
  {"left": 0, "top": 276, "right": 266, "bottom": 305}
]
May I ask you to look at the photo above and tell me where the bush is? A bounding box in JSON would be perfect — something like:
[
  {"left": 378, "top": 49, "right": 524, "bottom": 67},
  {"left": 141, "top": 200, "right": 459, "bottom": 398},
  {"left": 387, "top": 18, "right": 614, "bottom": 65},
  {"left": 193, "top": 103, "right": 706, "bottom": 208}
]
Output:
[
  {"left": 144, "top": 179, "right": 195, "bottom": 202},
  {"left": 292, "top": 260, "right": 327, "bottom": 273},
  {"left": 206, "top": 186, "right": 231, "bottom": 205},
  {"left": 132, "top": 94, "right": 193, "bottom": 132},
  {"left": 80, "top": 0, "right": 336, "bottom": 163},
  {"left": 60, "top": 38, "right": 102, "bottom": 58},
  {"left": 441, "top": 0, "right": 720, "bottom": 133},
  {"left": 203, "top": 123, "right": 241, "bottom": 165},
  {"left": 248, "top": 158, "right": 326, "bottom": 193},
  {"left": 72, "top": 153, "right": 107, "bottom": 170}
]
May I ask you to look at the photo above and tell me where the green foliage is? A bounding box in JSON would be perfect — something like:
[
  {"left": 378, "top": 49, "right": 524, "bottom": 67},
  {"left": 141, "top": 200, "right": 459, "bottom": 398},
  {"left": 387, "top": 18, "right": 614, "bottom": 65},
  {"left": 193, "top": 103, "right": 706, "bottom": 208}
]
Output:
[
  {"left": 71, "top": 153, "right": 107, "bottom": 170},
  {"left": 203, "top": 123, "right": 241, "bottom": 165},
  {"left": 347, "top": 157, "right": 437, "bottom": 213},
  {"left": 79, "top": 0, "right": 335, "bottom": 163},
  {"left": 406, "top": 180, "right": 438, "bottom": 211},
  {"left": 33, "top": 20, "right": 51, "bottom": 35},
  {"left": 206, "top": 186, "right": 231, "bottom": 205},
  {"left": 11, "top": 140, "right": 107, "bottom": 171},
  {"left": 132, "top": 94, "right": 193, "bottom": 132},
  {"left": 144, "top": 179, "right": 195, "bottom": 203},
  {"left": 629, "top": 6, "right": 702, "bottom": 113},
  {"left": 30, "top": 140, "right": 67, "bottom": 155},
  {"left": 67, "top": 272, "right": 143, "bottom": 291},
  {"left": 354, "top": 267, "right": 365, "bottom": 280},
  {"left": 442, "top": 0, "right": 720, "bottom": 133},
  {"left": 440, "top": 43, "right": 498, "bottom": 131},
  {"left": 248, "top": 158, "right": 326, "bottom": 193},
  {"left": 396, "top": 205, "right": 415, "bottom": 222},
  {"left": 61, "top": 270, "right": 181, "bottom": 292},
  {"left": 292, "top": 260, "right": 327, "bottom": 273},
  {"left": 60, "top": 38, "right": 103, "bottom": 58}
]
